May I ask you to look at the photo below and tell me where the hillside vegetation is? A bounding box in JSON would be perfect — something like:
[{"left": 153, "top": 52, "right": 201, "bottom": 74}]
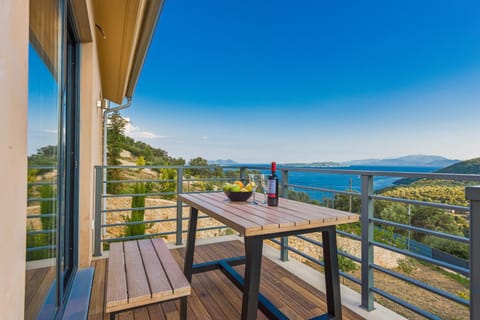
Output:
[{"left": 393, "top": 157, "right": 480, "bottom": 188}]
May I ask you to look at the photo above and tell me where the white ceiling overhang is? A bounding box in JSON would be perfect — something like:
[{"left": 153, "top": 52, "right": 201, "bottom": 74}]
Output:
[{"left": 92, "top": 0, "right": 164, "bottom": 104}]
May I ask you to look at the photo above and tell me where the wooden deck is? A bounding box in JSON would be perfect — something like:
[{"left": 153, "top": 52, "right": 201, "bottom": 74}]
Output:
[
  {"left": 25, "top": 266, "right": 55, "bottom": 320},
  {"left": 88, "top": 240, "right": 364, "bottom": 320}
]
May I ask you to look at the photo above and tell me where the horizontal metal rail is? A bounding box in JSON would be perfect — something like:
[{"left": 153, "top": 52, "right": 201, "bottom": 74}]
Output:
[
  {"left": 105, "top": 178, "right": 176, "bottom": 184},
  {"left": 286, "top": 183, "right": 359, "bottom": 196},
  {"left": 27, "top": 197, "right": 56, "bottom": 202},
  {"left": 26, "top": 245, "right": 56, "bottom": 253},
  {"left": 101, "top": 204, "right": 178, "bottom": 213},
  {"left": 102, "top": 191, "right": 177, "bottom": 198},
  {"left": 371, "top": 263, "right": 468, "bottom": 306},
  {"left": 371, "top": 217, "right": 469, "bottom": 244},
  {"left": 270, "top": 238, "right": 362, "bottom": 285},
  {"left": 336, "top": 229, "right": 361, "bottom": 241},
  {"left": 27, "top": 213, "right": 56, "bottom": 219},
  {"left": 101, "top": 213, "right": 214, "bottom": 228},
  {"left": 27, "top": 229, "right": 56, "bottom": 236},
  {"left": 100, "top": 225, "right": 228, "bottom": 243},
  {"left": 372, "top": 240, "right": 469, "bottom": 275},
  {"left": 28, "top": 181, "right": 56, "bottom": 186},
  {"left": 371, "top": 287, "right": 441, "bottom": 320},
  {"left": 372, "top": 194, "right": 469, "bottom": 212}
]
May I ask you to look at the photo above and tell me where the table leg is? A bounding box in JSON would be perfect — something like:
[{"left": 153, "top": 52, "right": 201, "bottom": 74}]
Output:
[
  {"left": 181, "top": 207, "right": 198, "bottom": 320},
  {"left": 242, "top": 236, "right": 263, "bottom": 320},
  {"left": 322, "top": 225, "right": 342, "bottom": 319}
]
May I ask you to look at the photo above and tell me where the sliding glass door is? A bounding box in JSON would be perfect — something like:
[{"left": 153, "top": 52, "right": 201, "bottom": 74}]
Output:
[{"left": 26, "top": 0, "right": 78, "bottom": 318}]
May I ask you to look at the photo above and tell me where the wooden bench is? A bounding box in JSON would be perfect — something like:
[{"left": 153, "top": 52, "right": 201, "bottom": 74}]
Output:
[{"left": 106, "top": 238, "right": 191, "bottom": 320}]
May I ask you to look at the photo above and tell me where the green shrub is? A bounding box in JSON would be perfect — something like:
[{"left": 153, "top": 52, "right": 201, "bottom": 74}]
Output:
[{"left": 125, "top": 182, "right": 146, "bottom": 236}]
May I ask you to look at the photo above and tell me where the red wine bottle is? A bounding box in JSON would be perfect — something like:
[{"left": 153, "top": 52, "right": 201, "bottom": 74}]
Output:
[{"left": 267, "top": 162, "right": 279, "bottom": 206}]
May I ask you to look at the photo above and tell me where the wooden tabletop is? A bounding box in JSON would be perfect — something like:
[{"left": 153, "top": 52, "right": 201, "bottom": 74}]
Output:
[{"left": 178, "top": 192, "right": 359, "bottom": 236}]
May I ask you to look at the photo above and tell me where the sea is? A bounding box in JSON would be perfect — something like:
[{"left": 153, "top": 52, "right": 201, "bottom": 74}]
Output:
[{"left": 245, "top": 165, "right": 440, "bottom": 203}]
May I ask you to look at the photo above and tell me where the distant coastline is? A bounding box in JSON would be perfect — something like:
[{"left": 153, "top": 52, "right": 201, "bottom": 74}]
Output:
[{"left": 208, "top": 155, "right": 459, "bottom": 169}]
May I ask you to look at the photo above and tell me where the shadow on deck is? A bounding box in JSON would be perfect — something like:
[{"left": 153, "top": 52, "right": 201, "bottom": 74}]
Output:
[{"left": 88, "top": 239, "right": 365, "bottom": 320}]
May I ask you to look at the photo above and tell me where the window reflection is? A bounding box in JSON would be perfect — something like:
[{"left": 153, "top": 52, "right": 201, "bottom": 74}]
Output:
[{"left": 25, "top": 0, "right": 62, "bottom": 318}]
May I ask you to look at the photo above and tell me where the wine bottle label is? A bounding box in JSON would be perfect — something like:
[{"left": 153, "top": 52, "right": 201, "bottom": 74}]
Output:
[{"left": 268, "top": 180, "right": 276, "bottom": 196}]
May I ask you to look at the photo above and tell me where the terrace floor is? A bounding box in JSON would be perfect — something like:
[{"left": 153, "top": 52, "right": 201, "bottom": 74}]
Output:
[{"left": 87, "top": 239, "right": 365, "bottom": 320}]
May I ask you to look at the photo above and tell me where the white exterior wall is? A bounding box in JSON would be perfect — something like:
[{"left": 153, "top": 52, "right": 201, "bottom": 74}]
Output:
[{"left": 0, "top": 0, "right": 29, "bottom": 319}]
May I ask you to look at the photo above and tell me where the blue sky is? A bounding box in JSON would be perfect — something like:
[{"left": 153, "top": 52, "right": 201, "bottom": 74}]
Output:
[{"left": 120, "top": 0, "right": 480, "bottom": 163}]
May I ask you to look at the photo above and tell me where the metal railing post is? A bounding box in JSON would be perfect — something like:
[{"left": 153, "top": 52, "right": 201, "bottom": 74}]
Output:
[
  {"left": 280, "top": 169, "right": 289, "bottom": 261},
  {"left": 176, "top": 167, "right": 184, "bottom": 245},
  {"left": 240, "top": 167, "right": 247, "bottom": 183},
  {"left": 360, "top": 174, "right": 374, "bottom": 310},
  {"left": 93, "top": 166, "right": 103, "bottom": 256},
  {"left": 466, "top": 186, "right": 480, "bottom": 320}
]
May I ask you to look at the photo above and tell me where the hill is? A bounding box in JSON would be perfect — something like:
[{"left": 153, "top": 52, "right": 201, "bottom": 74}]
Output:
[
  {"left": 393, "top": 157, "right": 480, "bottom": 187},
  {"left": 344, "top": 155, "right": 459, "bottom": 167},
  {"left": 436, "top": 157, "right": 480, "bottom": 174}
]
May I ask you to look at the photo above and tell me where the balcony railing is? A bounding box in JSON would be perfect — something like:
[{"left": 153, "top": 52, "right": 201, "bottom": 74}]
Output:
[{"left": 91, "top": 164, "right": 480, "bottom": 320}]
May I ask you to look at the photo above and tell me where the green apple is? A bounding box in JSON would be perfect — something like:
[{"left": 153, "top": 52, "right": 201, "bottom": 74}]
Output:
[
  {"left": 230, "top": 184, "right": 241, "bottom": 192},
  {"left": 223, "top": 183, "right": 233, "bottom": 191}
]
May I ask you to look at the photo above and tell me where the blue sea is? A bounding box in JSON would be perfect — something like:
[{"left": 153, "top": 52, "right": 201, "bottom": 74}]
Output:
[{"left": 248, "top": 165, "right": 440, "bottom": 202}]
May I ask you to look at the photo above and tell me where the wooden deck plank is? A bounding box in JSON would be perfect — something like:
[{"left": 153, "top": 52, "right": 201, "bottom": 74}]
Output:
[
  {"left": 24, "top": 266, "right": 56, "bottom": 320},
  {"left": 151, "top": 238, "right": 191, "bottom": 296},
  {"left": 146, "top": 303, "right": 167, "bottom": 320},
  {"left": 106, "top": 243, "right": 128, "bottom": 309},
  {"left": 137, "top": 239, "right": 173, "bottom": 299},
  {"left": 117, "top": 310, "right": 134, "bottom": 320},
  {"left": 90, "top": 240, "right": 364, "bottom": 320},
  {"left": 88, "top": 259, "right": 107, "bottom": 320},
  {"left": 133, "top": 307, "right": 149, "bottom": 320},
  {"left": 24, "top": 267, "right": 50, "bottom": 313},
  {"left": 161, "top": 300, "right": 179, "bottom": 320},
  {"left": 123, "top": 240, "right": 151, "bottom": 304}
]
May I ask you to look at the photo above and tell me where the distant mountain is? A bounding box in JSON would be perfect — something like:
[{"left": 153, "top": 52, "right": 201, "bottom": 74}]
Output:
[
  {"left": 207, "top": 159, "right": 238, "bottom": 165},
  {"left": 344, "top": 155, "right": 459, "bottom": 167}
]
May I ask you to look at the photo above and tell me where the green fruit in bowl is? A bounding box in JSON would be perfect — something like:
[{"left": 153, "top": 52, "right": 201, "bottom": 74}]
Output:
[
  {"left": 223, "top": 183, "right": 233, "bottom": 191},
  {"left": 230, "top": 184, "right": 242, "bottom": 192}
]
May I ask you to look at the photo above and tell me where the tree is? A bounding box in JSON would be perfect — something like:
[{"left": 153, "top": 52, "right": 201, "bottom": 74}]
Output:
[
  {"left": 126, "top": 182, "right": 146, "bottom": 236},
  {"left": 125, "top": 156, "right": 147, "bottom": 236},
  {"left": 410, "top": 206, "right": 462, "bottom": 242},
  {"left": 333, "top": 194, "right": 361, "bottom": 213},
  {"left": 186, "top": 157, "right": 209, "bottom": 177},
  {"left": 106, "top": 111, "right": 127, "bottom": 193}
]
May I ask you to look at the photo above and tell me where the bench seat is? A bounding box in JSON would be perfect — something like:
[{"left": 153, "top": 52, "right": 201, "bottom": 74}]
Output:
[{"left": 106, "top": 238, "right": 191, "bottom": 318}]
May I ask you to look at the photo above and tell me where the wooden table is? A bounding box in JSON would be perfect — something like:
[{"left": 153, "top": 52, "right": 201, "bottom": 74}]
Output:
[{"left": 178, "top": 192, "right": 359, "bottom": 320}]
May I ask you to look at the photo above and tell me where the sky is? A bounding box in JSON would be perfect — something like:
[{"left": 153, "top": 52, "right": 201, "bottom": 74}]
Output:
[{"left": 120, "top": 0, "right": 480, "bottom": 163}]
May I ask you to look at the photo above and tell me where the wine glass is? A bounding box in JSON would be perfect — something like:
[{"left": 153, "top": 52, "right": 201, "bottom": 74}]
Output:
[
  {"left": 260, "top": 174, "right": 269, "bottom": 204},
  {"left": 248, "top": 174, "right": 260, "bottom": 204}
]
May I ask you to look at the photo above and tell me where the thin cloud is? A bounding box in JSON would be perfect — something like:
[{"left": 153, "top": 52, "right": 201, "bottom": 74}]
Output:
[{"left": 124, "top": 119, "right": 166, "bottom": 139}]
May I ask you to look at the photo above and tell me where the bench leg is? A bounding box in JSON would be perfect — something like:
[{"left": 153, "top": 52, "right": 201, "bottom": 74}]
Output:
[{"left": 180, "top": 296, "right": 188, "bottom": 320}]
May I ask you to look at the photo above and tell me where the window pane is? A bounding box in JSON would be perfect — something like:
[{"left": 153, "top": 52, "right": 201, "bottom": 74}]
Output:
[{"left": 25, "top": 0, "right": 63, "bottom": 318}]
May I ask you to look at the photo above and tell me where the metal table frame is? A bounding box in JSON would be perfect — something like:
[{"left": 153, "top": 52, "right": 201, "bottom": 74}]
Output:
[{"left": 180, "top": 206, "right": 342, "bottom": 320}]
